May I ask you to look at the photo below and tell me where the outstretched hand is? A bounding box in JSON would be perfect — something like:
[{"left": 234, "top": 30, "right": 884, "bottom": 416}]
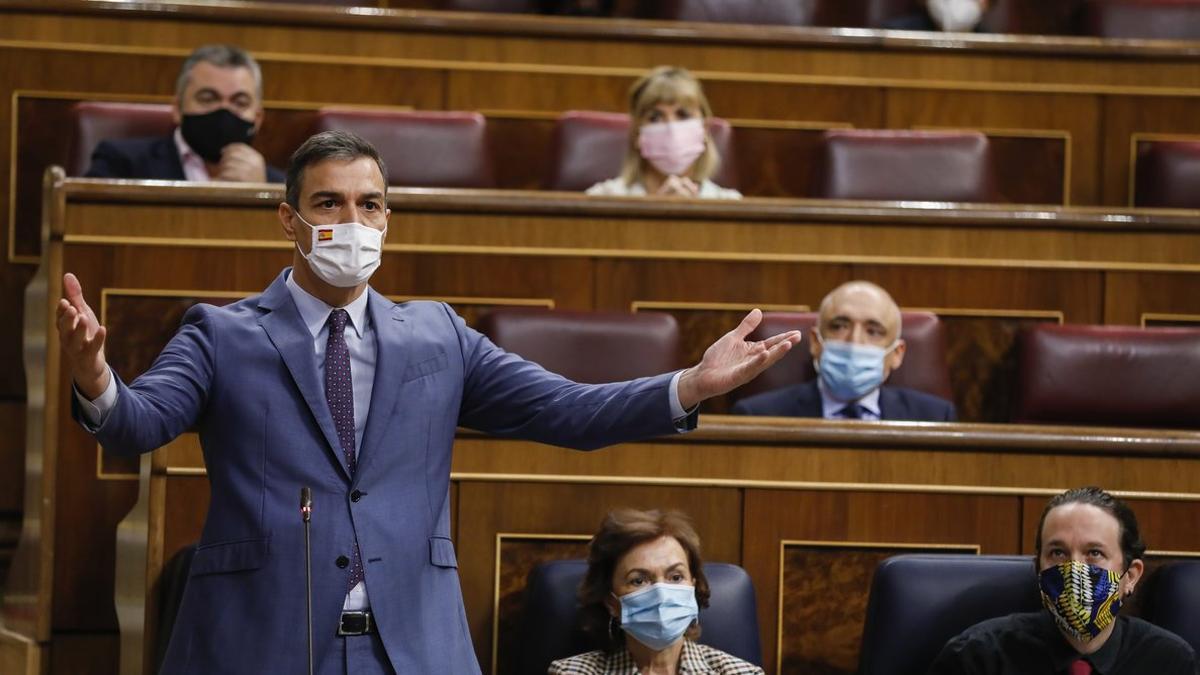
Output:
[
  {"left": 56, "top": 273, "right": 110, "bottom": 400},
  {"left": 676, "top": 309, "right": 802, "bottom": 410}
]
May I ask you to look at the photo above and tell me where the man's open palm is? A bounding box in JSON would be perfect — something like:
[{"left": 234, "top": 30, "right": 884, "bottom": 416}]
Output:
[{"left": 677, "top": 309, "right": 802, "bottom": 410}]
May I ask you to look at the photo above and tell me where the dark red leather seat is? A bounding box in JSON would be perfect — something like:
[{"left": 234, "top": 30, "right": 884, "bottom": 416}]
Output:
[
  {"left": 814, "top": 130, "right": 1000, "bottom": 203},
  {"left": 1013, "top": 324, "right": 1200, "bottom": 428},
  {"left": 1082, "top": 0, "right": 1200, "bottom": 40},
  {"left": 543, "top": 110, "right": 737, "bottom": 192},
  {"left": 641, "top": 0, "right": 822, "bottom": 25},
  {"left": 730, "top": 311, "right": 953, "bottom": 403},
  {"left": 1133, "top": 140, "right": 1200, "bottom": 208},
  {"left": 69, "top": 101, "right": 175, "bottom": 176},
  {"left": 313, "top": 109, "right": 496, "bottom": 188},
  {"left": 475, "top": 308, "right": 682, "bottom": 383}
]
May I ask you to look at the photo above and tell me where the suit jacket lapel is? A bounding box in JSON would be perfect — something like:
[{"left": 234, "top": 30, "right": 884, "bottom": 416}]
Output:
[
  {"left": 257, "top": 272, "right": 352, "bottom": 481},
  {"left": 354, "top": 290, "right": 411, "bottom": 481},
  {"left": 154, "top": 135, "right": 187, "bottom": 180}
]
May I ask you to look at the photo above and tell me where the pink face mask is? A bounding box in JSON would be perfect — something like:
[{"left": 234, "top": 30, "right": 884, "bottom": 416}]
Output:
[{"left": 637, "top": 118, "right": 707, "bottom": 177}]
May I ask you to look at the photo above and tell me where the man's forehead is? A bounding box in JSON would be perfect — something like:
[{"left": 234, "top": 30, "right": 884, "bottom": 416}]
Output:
[
  {"left": 186, "top": 62, "right": 255, "bottom": 93},
  {"left": 823, "top": 289, "right": 895, "bottom": 324},
  {"left": 301, "top": 157, "right": 385, "bottom": 196},
  {"left": 1042, "top": 503, "right": 1121, "bottom": 545}
]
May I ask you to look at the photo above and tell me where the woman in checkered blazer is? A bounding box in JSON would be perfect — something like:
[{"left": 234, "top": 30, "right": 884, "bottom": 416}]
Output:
[{"left": 548, "top": 509, "right": 764, "bottom": 675}]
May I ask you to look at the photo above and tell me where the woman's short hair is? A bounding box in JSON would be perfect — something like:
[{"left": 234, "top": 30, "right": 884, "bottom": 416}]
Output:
[
  {"left": 578, "top": 508, "right": 712, "bottom": 652},
  {"left": 620, "top": 66, "right": 721, "bottom": 187}
]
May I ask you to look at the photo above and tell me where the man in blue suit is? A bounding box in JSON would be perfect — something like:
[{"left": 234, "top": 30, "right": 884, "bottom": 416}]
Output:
[
  {"left": 732, "top": 281, "right": 955, "bottom": 421},
  {"left": 84, "top": 44, "right": 284, "bottom": 183},
  {"left": 57, "top": 131, "right": 801, "bottom": 674}
]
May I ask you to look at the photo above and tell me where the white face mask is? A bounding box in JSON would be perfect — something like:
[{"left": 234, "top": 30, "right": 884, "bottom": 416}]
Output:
[
  {"left": 927, "top": 0, "right": 984, "bottom": 32},
  {"left": 294, "top": 211, "right": 385, "bottom": 288}
]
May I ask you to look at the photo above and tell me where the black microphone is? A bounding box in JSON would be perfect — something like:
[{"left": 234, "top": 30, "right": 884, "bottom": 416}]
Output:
[{"left": 300, "top": 487, "right": 314, "bottom": 675}]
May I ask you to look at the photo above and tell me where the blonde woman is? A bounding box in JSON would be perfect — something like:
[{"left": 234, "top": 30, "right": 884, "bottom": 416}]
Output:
[{"left": 586, "top": 66, "right": 741, "bottom": 199}]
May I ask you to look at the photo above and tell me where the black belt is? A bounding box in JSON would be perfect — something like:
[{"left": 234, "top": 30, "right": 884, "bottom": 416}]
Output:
[{"left": 337, "top": 610, "right": 375, "bottom": 636}]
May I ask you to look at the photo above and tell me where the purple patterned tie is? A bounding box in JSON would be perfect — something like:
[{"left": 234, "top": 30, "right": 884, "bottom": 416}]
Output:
[{"left": 325, "top": 309, "right": 364, "bottom": 589}]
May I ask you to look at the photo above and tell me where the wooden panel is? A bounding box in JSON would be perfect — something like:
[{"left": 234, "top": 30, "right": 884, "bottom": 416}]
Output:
[
  {"left": 744, "top": 491, "right": 1021, "bottom": 675},
  {"left": 1020, "top": 496, "right": 1200, "bottom": 557},
  {"left": 1105, "top": 272, "right": 1200, "bottom": 327},
  {"left": 454, "top": 481, "right": 742, "bottom": 674},
  {"left": 494, "top": 536, "right": 590, "bottom": 675},
  {"left": 780, "top": 542, "right": 976, "bottom": 674}
]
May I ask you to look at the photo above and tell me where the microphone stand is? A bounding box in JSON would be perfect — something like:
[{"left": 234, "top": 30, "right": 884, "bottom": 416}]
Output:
[{"left": 301, "top": 487, "right": 314, "bottom": 675}]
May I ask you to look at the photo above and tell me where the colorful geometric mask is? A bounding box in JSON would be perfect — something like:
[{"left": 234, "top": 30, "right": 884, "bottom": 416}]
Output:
[{"left": 1039, "top": 561, "right": 1124, "bottom": 643}]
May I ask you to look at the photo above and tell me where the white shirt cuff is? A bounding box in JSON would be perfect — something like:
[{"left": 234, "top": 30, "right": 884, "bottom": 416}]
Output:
[
  {"left": 668, "top": 370, "right": 696, "bottom": 430},
  {"left": 74, "top": 367, "right": 117, "bottom": 428}
]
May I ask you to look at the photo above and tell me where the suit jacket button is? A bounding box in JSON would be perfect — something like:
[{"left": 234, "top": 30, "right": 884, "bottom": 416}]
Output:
[
  {"left": 350, "top": 490, "right": 362, "bottom": 502},
  {"left": 336, "top": 555, "right": 350, "bottom": 568}
]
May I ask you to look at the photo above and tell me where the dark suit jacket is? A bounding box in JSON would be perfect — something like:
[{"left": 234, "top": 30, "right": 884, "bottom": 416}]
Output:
[
  {"left": 84, "top": 134, "right": 285, "bottom": 182},
  {"left": 731, "top": 380, "right": 956, "bottom": 422}
]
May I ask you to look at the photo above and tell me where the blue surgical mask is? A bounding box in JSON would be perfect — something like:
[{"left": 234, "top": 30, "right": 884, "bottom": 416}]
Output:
[
  {"left": 814, "top": 331, "right": 898, "bottom": 402},
  {"left": 615, "top": 582, "right": 698, "bottom": 651}
]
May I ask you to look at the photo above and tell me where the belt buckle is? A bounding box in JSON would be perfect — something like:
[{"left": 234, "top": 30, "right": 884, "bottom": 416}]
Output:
[{"left": 337, "top": 610, "right": 372, "bottom": 636}]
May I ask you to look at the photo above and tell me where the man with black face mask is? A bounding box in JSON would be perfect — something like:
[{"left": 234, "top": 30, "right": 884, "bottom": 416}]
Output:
[
  {"left": 84, "top": 43, "right": 284, "bottom": 182},
  {"left": 928, "top": 486, "right": 1197, "bottom": 674}
]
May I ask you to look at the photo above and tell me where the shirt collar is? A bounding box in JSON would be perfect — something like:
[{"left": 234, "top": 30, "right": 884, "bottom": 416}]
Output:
[
  {"left": 284, "top": 267, "right": 369, "bottom": 340},
  {"left": 817, "top": 377, "right": 882, "bottom": 419},
  {"left": 173, "top": 127, "right": 211, "bottom": 181}
]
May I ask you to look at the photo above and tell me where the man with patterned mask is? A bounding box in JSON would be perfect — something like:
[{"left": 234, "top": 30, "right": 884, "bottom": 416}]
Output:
[
  {"left": 731, "top": 280, "right": 955, "bottom": 421},
  {"left": 929, "top": 487, "right": 1198, "bottom": 674}
]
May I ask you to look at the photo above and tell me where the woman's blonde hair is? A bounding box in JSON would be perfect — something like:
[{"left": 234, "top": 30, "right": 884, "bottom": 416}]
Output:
[{"left": 619, "top": 66, "right": 720, "bottom": 186}]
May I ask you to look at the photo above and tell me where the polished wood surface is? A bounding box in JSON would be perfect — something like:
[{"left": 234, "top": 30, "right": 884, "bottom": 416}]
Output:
[{"left": 7, "top": 176, "right": 1200, "bottom": 674}]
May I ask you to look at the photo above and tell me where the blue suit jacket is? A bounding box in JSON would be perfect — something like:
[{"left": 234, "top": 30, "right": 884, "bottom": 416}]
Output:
[
  {"left": 730, "top": 380, "right": 956, "bottom": 422},
  {"left": 83, "top": 134, "right": 285, "bottom": 182},
  {"left": 76, "top": 270, "right": 690, "bottom": 674}
]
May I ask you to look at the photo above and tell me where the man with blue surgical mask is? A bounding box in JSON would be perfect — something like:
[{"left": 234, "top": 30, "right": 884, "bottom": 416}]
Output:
[{"left": 732, "top": 281, "right": 956, "bottom": 421}]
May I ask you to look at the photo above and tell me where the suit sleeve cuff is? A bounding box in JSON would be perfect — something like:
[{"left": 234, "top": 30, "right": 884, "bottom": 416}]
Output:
[
  {"left": 74, "top": 367, "right": 117, "bottom": 429},
  {"left": 668, "top": 370, "right": 698, "bottom": 433}
]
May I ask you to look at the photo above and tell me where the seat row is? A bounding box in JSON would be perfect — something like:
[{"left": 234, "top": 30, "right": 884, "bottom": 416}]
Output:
[
  {"left": 476, "top": 307, "right": 1200, "bottom": 429},
  {"left": 516, "top": 555, "right": 1200, "bottom": 674},
  {"left": 270, "top": 0, "right": 1200, "bottom": 41},
  {"left": 70, "top": 101, "right": 1200, "bottom": 208}
]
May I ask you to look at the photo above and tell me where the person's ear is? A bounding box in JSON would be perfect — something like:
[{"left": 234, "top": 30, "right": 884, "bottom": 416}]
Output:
[
  {"left": 279, "top": 202, "right": 301, "bottom": 246},
  {"left": 1121, "top": 559, "right": 1145, "bottom": 597},
  {"left": 885, "top": 338, "right": 907, "bottom": 377},
  {"left": 171, "top": 100, "right": 182, "bottom": 127},
  {"left": 604, "top": 594, "right": 620, "bottom": 618},
  {"left": 252, "top": 106, "right": 264, "bottom": 134}
]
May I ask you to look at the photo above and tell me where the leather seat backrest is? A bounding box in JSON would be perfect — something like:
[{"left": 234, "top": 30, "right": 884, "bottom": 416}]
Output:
[
  {"left": 314, "top": 108, "right": 496, "bottom": 188},
  {"left": 1082, "top": 0, "right": 1200, "bottom": 40},
  {"left": 69, "top": 101, "right": 175, "bottom": 176},
  {"left": 476, "top": 307, "right": 682, "bottom": 383},
  {"left": 815, "top": 129, "right": 1000, "bottom": 203},
  {"left": 858, "top": 554, "right": 1042, "bottom": 675},
  {"left": 1013, "top": 323, "right": 1200, "bottom": 428},
  {"left": 1134, "top": 140, "right": 1200, "bottom": 208}
]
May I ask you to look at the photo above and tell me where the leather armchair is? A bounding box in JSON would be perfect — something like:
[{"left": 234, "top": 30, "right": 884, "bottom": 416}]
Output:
[
  {"left": 313, "top": 108, "right": 497, "bottom": 188},
  {"left": 476, "top": 307, "right": 682, "bottom": 383},
  {"left": 858, "top": 554, "right": 1042, "bottom": 675},
  {"left": 1013, "top": 324, "right": 1200, "bottom": 428}
]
